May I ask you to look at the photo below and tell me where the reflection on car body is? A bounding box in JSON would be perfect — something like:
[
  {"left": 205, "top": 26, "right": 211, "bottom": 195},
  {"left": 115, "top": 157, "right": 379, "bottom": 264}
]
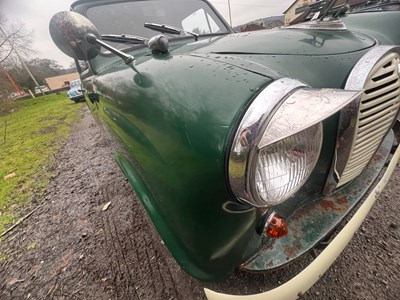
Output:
[{"left": 49, "top": 0, "right": 400, "bottom": 298}]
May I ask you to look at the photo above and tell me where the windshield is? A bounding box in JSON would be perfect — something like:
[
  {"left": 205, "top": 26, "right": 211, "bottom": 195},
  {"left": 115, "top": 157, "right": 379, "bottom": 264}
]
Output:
[
  {"left": 70, "top": 80, "right": 81, "bottom": 88},
  {"left": 85, "top": 0, "right": 229, "bottom": 42}
]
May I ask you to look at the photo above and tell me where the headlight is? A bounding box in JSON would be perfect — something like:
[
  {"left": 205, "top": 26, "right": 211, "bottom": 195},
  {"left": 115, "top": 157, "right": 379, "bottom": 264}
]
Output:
[
  {"left": 252, "top": 123, "right": 323, "bottom": 206},
  {"left": 228, "top": 78, "right": 362, "bottom": 208}
]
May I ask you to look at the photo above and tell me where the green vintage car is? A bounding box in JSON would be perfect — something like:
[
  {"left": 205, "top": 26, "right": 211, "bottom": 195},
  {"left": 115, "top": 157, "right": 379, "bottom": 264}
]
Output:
[{"left": 50, "top": 0, "right": 400, "bottom": 298}]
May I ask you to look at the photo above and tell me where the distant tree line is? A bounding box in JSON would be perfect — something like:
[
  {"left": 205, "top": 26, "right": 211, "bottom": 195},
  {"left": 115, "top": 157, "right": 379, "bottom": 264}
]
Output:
[{"left": 0, "top": 13, "right": 74, "bottom": 100}]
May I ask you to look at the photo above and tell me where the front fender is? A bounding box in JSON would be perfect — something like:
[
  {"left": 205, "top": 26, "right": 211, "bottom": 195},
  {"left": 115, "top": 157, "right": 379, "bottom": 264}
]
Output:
[{"left": 90, "top": 54, "right": 273, "bottom": 280}]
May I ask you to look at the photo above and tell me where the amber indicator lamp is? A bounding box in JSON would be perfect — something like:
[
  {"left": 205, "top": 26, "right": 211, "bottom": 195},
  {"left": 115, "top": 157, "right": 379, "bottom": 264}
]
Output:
[{"left": 265, "top": 213, "right": 288, "bottom": 239}]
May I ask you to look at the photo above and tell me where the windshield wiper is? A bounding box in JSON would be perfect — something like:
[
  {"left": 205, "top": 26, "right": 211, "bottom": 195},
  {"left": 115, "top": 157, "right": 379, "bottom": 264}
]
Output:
[
  {"left": 101, "top": 34, "right": 147, "bottom": 44},
  {"left": 144, "top": 23, "right": 198, "bottom": 41}
]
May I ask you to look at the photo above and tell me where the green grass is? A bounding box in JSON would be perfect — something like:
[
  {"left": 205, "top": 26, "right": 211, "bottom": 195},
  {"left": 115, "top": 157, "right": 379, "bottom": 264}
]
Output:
[{"left": 0, "top": 93, "right": 83, "bottom": 233}]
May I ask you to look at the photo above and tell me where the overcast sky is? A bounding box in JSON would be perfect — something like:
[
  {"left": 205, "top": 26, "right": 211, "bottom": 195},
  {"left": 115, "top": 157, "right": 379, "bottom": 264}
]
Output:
[{"left": 0, "top": 0, "right": 293, "bottom": 68}]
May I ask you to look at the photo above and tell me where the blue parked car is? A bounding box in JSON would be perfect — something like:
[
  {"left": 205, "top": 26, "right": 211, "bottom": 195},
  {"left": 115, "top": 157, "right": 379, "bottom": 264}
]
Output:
[{"left": 67, "top": 79, "right": 85, "bottom": 102}]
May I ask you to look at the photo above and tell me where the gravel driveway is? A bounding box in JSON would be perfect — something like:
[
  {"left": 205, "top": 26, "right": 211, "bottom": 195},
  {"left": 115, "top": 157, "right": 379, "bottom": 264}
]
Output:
[{"left": 1, "top": 107, "right": 399, "bottom": 299}]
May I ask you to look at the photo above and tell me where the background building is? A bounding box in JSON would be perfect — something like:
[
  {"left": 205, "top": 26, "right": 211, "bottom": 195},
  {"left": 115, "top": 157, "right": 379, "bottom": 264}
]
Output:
[{"left": 45, "top": 72, "right": 79, "bottom": 90}]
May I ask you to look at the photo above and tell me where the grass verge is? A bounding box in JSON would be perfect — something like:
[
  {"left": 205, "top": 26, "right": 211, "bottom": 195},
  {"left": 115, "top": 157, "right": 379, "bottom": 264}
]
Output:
[{"left": 0, "top": 93, "right": 83, "bottom": 234}]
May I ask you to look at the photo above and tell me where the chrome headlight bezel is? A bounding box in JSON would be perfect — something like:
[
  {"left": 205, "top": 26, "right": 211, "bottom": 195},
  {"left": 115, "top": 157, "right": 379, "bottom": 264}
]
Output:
[{"left": 228, "top": 78, "right": 362, "bottom": 208}]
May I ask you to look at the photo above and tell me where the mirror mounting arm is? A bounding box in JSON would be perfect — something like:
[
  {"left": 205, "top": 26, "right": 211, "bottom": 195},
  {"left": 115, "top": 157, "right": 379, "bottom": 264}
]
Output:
[{"left": 86, "top": 33, "right": 134, "bottom": 64}]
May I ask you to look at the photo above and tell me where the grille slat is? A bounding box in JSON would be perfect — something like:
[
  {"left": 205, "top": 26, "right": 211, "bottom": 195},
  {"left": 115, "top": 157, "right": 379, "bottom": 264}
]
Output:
[
  {"left": 345, "top": 148, "right": 379, "bottom": 169},
  {"left": 359, "top": 98, "right": 399, "bottom": 119},
  {"left": 371, "top": 70, "right": 394, "bottom": 83},
  {"left": 358, "top": 111, "right": 396, "bottom": 131},
  {"left": 337, "top": 51, "right": 400, "bottom": 187},
  {"left": 358, "top": 104, "right": 399, "bottom": 126},
  {"left": 350, "top": 143, "right": 381, "bottom": 163},
  {"left": 363, "top": 79, "right": 399, "bottom": 99},
  {"left": 342, "top": 165, "right": 365, "bottom": 178},
  {"left": 355, "top": 126, "right": 393, "bottom": 146},
  {"left": 361, "top": 89, "right": 399, "bottom": 109},
  {"left": 370, "top": 59, "right": 396, "bottom": 77},
  {"left": 357, "top": 118, "right": 393, "bottom": 138},
  {"left": 354, "top": 144, "right": 382, "bottom": 155},
  {"left": 341, "top": 166, "right": 365, "bottom": 182},
  {"left": 367, "top": 72, "right": 398, "bottom": 90}
]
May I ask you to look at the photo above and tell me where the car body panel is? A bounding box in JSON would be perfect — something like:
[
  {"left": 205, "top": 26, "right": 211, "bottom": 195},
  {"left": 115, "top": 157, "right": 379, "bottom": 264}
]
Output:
[
  {"left": 53, "top": 0, "right": 400, "bottom": 283},
  {"left": 342, "top": 11, "right": 400, "bottom": 44},
  {"left": 79, "top": 16, "right": 392, "bottom": 279},
  {"left": 81, "top": 11, "right": 399, "bottom": 280},
  {"left": 85, "top": 55, "right": 273, "bottom": 279}
]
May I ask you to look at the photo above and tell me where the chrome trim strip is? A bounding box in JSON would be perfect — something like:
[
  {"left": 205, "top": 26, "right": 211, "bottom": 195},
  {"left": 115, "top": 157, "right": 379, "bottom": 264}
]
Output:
[
  {"left": 206, "top": 144, "right": 400, "bottom": 300},
  {"left": 345, "top": 46, "right": 400, "bottom": 90},
  {"left": 285, "top": 19, "right": 347, "bottom": 31}
]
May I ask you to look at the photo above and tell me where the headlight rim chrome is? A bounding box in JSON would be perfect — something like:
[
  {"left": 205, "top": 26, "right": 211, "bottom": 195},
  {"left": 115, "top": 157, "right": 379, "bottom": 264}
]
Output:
[{"left": 227, "top": 78, "right": 308, "bottom": 208}]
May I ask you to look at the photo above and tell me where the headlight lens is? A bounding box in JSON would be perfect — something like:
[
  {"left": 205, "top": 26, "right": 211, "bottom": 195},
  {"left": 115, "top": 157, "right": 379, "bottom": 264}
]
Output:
[{"left": 252, "top": 123, "right": 323, "bottom": 206}]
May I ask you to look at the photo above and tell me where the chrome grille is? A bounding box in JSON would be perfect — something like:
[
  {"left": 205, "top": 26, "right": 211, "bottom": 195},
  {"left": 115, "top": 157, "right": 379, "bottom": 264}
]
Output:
[{"left": 338, "top": 51, "right": 400, "bottom": 187}]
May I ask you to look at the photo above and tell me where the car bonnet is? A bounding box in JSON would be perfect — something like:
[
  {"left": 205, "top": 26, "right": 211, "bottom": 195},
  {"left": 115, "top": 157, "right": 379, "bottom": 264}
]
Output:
[{"left": 173, "top": 27, "right": 375, "bottom": 56}]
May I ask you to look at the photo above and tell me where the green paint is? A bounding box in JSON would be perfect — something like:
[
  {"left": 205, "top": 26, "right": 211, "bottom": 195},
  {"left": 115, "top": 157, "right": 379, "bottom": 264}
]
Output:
[{"left": 74, "top": 6, "right": 400, "bottom": 280}]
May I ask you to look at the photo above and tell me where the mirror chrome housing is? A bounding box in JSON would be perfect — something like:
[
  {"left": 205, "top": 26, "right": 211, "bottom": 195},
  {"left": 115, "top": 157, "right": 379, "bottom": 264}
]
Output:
[
  {"left": 49, "top": 11, "right": 101, "bottom": 60},
  {"left": 50, "top": 11, "right": 138, "bottom": 70}
]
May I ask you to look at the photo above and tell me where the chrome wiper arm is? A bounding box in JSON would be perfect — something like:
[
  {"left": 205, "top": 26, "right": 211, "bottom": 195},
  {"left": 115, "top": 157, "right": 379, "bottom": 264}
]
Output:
[
  {"left": 101, "top": 34, "right": 147, "bottom": 44},
  {"left": 144, "top": 23, "right": 198, "bottom": 41}
]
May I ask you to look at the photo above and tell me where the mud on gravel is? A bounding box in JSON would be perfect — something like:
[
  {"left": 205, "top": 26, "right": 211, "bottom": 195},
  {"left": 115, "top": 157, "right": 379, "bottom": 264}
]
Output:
[{"left": 1, "top": 107, "right": 399, "bottom": 299}]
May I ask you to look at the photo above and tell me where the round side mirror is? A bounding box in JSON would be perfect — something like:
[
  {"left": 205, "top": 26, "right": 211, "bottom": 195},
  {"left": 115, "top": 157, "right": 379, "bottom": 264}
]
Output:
[{"left": 49, "top": 11, "right": 101, "bottom": 60}]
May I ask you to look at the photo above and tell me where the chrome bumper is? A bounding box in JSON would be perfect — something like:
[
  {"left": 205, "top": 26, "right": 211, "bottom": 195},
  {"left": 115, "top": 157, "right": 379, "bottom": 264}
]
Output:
[{"left": 205, "top": 144, "right": 400, "bottom": 300}]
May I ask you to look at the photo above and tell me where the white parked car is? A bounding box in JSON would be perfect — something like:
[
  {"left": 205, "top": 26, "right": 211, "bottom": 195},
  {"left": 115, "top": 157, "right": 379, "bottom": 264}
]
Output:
[{"left": 67, "top": 79, "right": 85, "bottom": 102}]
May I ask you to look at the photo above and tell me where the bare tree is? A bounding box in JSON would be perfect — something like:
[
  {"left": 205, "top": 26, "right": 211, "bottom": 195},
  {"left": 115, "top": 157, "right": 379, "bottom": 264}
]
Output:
[
  {"left": 0, "top": 12, "right": 33, "bottom": 65},
  {"left": 7, "top": 58, "right": 66, "bottom": 91},
  {"left": 0, "top": 13, "right": 35, "bottom": 99}
]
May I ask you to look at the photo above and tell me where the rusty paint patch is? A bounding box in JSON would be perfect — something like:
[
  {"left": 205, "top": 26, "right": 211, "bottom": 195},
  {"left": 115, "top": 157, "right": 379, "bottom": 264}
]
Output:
[
  {"left": 284, "top": 246, "right": 297, "bottom": 260},
  {"left": 320, "top": 198, "right": 347, "bottom": 212},
  {"left": 336, "top": 196, "right": 348, "bottom": 205},
  {"left": 288, "top": 204, "right": 314, "bottom": 221}
]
